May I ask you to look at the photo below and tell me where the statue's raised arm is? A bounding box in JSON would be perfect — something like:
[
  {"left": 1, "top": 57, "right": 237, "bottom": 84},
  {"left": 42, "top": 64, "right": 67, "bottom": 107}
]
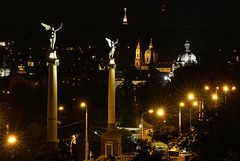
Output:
[
  {"left": 55, "top": 23, "right": 63, "bottom": 32},
  {"left": 105, "top": 38, "right": 118, "bottom": 65}
]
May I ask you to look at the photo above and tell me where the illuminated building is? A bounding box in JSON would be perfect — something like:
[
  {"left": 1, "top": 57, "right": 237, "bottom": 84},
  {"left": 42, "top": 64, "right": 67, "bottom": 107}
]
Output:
[
  {"left": 122, "top": 8, "right": 128, "bottom": 25},
  {"left": 0, "top": 42, "right": 10, "bottom": 77},
  {"left": 134, "top": 38, "right": 158, "bottom": 70},
  {"left": 0, "top": 55, "right": 10, "bottom": 77},
  {"left": 173, "top": 40, "right": 198, "bottom": 69}
]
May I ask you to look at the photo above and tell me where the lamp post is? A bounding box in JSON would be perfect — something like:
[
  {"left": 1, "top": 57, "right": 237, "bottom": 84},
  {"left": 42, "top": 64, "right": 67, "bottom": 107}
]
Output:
[
  {"left": 179, "top": 102, "right": 185, "bottom": 134},
  {"left": 187, "top": 93, "right": 195, "bottom": 131},
  {"left": 212, "top": 93, "right": 218, "bottom": 108},
  {"left": 223, "top": 85, "right": 229, "bottom": 107},
  {"left": 81, "top": 102, "right": 89, "bottom": 161},
  {"left": 141, "top": 109, "right": 153, "bottom": 139}
]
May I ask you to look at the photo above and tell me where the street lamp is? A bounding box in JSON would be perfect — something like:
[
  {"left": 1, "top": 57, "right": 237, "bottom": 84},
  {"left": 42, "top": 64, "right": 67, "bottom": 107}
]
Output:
[
  {"left": 189, "top": 101, "right": 198, "bottom": 130},
  {"left": 58, "top": 106, "right": 64, "bottom": 111},
  {"left": 80, "top": 102, "right": 89, "bottom": 161},
  {"left": 223, "top": 85, "right": 229, "bottom": 107},
  {"left": 187, "top": 93, "right": 195, "bottom": 131},
  {"left": 157, "top": 109, "right": 165, "bottom": 117},
  {"left": 188, "top": 93, "right": 195, "bottom": 100},
  {"left": 212, "top": 93, "right": 218, "bottom": 108},
  {"left": 7, "top": 135, "right": 17, "bottom": 145},
  {"left": 179, "top": 102, "right": 185, "bottom": 134},
  {"left": 141, "top": 109, "right": 153, "bottom": 139},
  {"left": 204, "top": 85, "right": 210, "bottom": 91}
]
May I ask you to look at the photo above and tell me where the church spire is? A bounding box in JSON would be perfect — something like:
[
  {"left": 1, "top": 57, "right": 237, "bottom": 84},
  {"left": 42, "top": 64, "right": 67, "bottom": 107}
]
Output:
[
  {"left": 149, "top": 38, "right": 153, "bottom": 49},
  {"left": 122, "top": 8, "right": 128, "bottom": 25},
  {"left": 135, "top": 38, "right": 141, "bottom": 69}
]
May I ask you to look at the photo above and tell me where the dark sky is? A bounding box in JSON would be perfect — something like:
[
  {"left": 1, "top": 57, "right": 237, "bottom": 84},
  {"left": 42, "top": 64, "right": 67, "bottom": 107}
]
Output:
[
  {"left": 0, "top": 0, "right": 240, "bottom": 56},
  {"left": 1, "top": 0, "right": 239, "bottom": 28}
]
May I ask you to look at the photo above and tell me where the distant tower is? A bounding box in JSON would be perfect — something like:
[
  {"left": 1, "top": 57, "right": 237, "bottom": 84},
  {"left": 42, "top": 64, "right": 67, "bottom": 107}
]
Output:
[
  {"left": 135, "top": 39, "right": 141, "bottom": 69},
  {"left": 122, "top": 8, "right": 128, "bottom": 25},
  {"left": 144, "top": 39, "right": 153, "bottom": 65}
]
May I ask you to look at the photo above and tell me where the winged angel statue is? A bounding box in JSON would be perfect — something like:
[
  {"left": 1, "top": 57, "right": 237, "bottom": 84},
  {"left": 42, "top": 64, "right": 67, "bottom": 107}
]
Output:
[
  {"left": 105, "top": 38, "right": 118, "bottom": 65},
  {"left": 41, "top": 23, "right": 63, "bottom": 51}
]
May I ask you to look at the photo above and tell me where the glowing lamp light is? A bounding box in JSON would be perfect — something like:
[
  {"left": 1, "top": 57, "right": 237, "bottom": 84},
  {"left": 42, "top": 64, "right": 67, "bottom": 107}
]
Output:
[
  {"left": 188, "top": 93, "right": 195, "bottom": 100},
  {"left": 223, "top": 85, "right": 229, "bottom": 92},
  {"left": 80, "top": 102, "right": 86, "bottom": 108},
  {"left": 58, "top": 106, "right": 64, "bottom": 111},
  {"left": 193, "top": 101, "right": 198, "bottom": 107},
  {"left": 157, "top": 109, "right": 164, "bottom": 117},
  {"left": 232, "top": 86, "right": 236, "bottom": 91},
  {"left": 179, "top": 102, "right": 185, "bottom": 107},
  {"left": 204, "top": 85, "right": 210, "bottom": 90},
  {"left": 148, "top": 109, "right": 154, "bottom": 113},
  {"left": 212, "top": 94, "right": 218, "bottom": 100},
  {"left": 7, "top": 135, "right": 17, "bottom": 144}
]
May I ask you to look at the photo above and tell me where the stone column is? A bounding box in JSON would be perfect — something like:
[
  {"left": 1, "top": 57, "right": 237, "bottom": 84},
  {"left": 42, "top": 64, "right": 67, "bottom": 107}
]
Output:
[
  {"left": 108, "top": 65, "right": 116, "bottom": 129},
  {"left": 47, "top": 59, "right": 58, "bottom": 151},
  {"left": 101, "top": 64, "right": 122, "bottom": 157}
]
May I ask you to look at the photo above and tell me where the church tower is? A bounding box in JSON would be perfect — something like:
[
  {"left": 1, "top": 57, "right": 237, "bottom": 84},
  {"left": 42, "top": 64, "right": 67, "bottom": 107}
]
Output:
[
  {"left": 122, "top": 8, "right": 128, "bottom": 25},
  {"left": 144, "top": 38, "right": 153, "bottom": 65},
  {"left": 135, "top": 39, "right": 142, "bottom": 69}
]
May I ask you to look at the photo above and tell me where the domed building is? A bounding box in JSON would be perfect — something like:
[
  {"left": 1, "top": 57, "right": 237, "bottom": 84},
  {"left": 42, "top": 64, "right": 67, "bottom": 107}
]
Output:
[
  {"left": 173, "top": 40, "right": 198, "bottom": 71},
  {"left": 173, "top": 40, "right": 198, "bottom": 70}
]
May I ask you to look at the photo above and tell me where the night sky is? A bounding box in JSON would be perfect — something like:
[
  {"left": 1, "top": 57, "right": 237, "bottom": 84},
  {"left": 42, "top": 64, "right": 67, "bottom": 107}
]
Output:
[
  {"left": 0, "top": 0, "right": 240, "bottom": 57},
  {"left": 1, "top": 1, "right": 239, "bottom": 27}
]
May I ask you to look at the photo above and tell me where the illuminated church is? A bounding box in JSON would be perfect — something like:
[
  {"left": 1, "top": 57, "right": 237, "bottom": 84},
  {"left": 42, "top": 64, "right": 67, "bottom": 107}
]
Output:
[
  {"left": 134, "top": 39, "right": 198, "bottom": 80},
  {"left": 134, "top": 38, "right": 159, "bottom": 70},
  {"left": 173, "top": 40, "right": 198, "bottom": 71}
]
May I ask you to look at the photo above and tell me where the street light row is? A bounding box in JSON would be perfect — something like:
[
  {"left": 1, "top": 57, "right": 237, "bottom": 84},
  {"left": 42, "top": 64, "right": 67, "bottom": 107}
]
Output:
[{"left": 179, "top": 85, "right": 237, "bottom": 134}]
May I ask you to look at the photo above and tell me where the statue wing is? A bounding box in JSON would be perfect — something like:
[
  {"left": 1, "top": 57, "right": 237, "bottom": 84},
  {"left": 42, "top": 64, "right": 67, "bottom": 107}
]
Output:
[
  {"left": 41, "top": 23, "right": 51, "bottom": 31},
  {"left": 105, "top": 38, "right": 112, "bottom": 47}
]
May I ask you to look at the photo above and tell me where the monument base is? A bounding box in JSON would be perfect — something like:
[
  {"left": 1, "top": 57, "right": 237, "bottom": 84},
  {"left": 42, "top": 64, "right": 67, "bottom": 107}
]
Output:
[{"left": 101, "top": 127, "right": 122, "bottom": 158}]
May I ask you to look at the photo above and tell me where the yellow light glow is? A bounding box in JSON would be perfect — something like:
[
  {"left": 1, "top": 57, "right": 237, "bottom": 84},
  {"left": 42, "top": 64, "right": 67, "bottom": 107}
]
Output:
[
  {"left": 232, "top": 86, "right": 236, "bottom": 91},
  {"left": 179, "top": 102, "right": 185, "bottom": 107},
  {"left": 157, "top": 109, "right": 164, "bottom": 117},
  {"left": 204, "top": 85, "right": 210, "bottom": 90},
  {"left": 80, "top": 102, "right": 86, "bottom": 108},
  {"left": 193, "top": 101, "right": 198, "bottom": 107},
  {"left": 212, "top": 94, "right": 218, "bottom": 100},
  {"left": 58, "top": 106, "right": 64, "bottom": 111},
  {"left": 7, "top": 135, "right": 17, "bottom": 144},
  {"left": 223, "top": 85, "right": 229, "bottom": 92},
  {"left": 148, "top": 109, "right": 154, "bottom": 113},
  {"left": 188, "top": 93, "right": 195, "bottom": 100}
]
